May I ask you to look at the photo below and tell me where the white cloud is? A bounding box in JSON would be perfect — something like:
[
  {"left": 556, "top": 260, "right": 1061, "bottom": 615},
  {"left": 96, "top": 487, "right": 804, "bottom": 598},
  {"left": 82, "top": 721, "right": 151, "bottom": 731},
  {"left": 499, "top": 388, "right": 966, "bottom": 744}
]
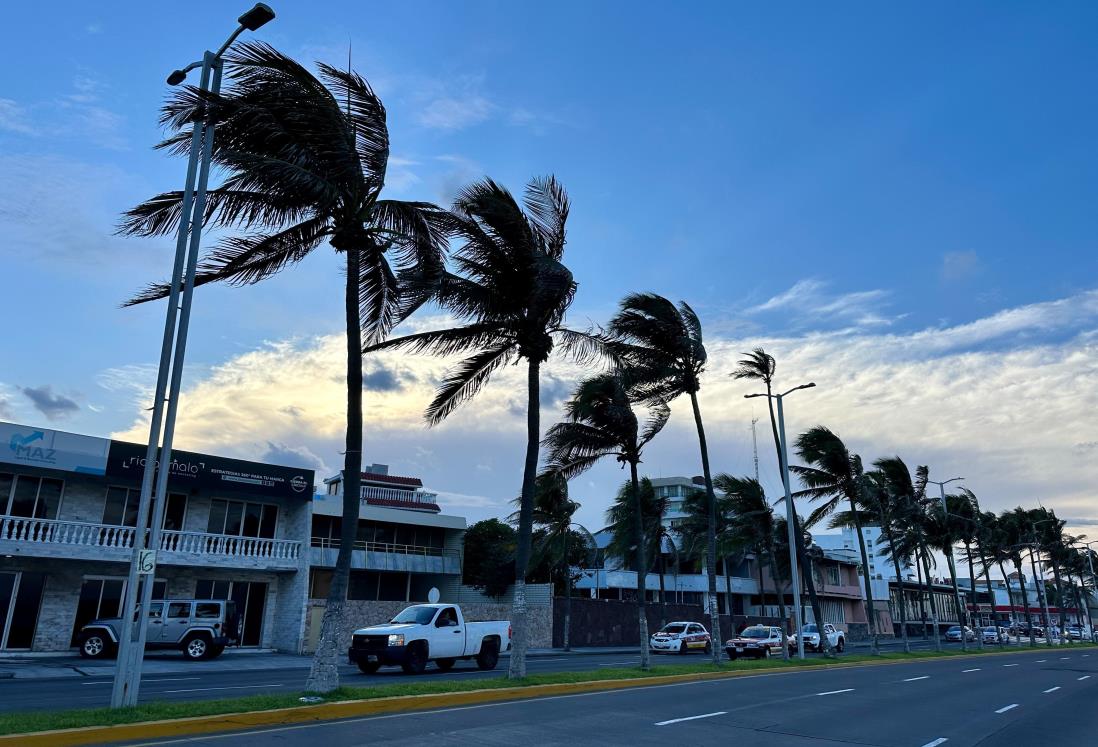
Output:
[
  {"left": 941, "top": 250, "right": 982, "bottom": 282},
  {"left": 748, "top": 278, "right": 894, "bottom": 329},
  {"left": 417, "top": 96, "right": 495, "bottom": 130},
  {"left": 0, "top": 99, "right": 36, "bottom": 134}
]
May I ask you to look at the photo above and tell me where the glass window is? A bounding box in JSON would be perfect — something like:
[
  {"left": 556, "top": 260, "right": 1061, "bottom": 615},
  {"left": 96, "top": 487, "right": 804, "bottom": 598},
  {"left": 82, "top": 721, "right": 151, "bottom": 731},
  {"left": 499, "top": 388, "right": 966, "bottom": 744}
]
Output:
[
  {"left": 309, "top": 569, "right": 333, "bottom": 600},
  {"left": 163, "top": 494, "right": 187, "bottom": 531},
  {"left": 148, "top": 603, "right": 164, "bottom": 619},
  {"left": 223, "top": 502, "right": 243, "bottom": 536},
  {"left": 167, "top": 602, "right": 191, "bottom": 619},
  {"left": 6, "top": 572, "right": 45, "bottom": 648},
  {"left": 102, "top": 487, "right": 128, "bottom": 525},
  {"left": 9, "top": 477, "right": 39, "bottom": 517},
  {"left": 0, "top": 474, "right": 12, "bottom": 511},
  {"left": 194, "top": 603, "right": 220, "bottom": 619},
  {"left": 347, "top": 571, "right": 377, "bottom": 601},
  {"left": 259, "top": 505, "right": 277, "bottom": 539},
  {"left": 35, "top": 479, "right": 63, "bottom": 519},
  {"left": 207, "top": 500, "right": 228, "bottom": 535},
  {"left": 242, "top": 503, "right": 262, "bottom": 537},
  {"left": 377, "top": 571, "right": 406, "bottom": 601}
]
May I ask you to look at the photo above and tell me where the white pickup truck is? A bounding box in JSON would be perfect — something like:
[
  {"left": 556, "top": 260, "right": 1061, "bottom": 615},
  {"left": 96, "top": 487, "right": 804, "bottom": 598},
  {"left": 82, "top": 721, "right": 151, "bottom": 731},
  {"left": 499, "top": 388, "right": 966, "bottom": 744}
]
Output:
[{"left": 348, "top": 603, "right": 511, "bottom": 674}]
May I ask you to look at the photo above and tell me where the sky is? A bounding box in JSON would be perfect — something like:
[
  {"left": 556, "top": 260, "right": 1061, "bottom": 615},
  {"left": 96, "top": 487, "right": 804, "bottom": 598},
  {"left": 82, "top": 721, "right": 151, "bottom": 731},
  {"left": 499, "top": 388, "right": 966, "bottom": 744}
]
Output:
[{"left": 1, "top": 1, "right": 1097, "bottom": 541}]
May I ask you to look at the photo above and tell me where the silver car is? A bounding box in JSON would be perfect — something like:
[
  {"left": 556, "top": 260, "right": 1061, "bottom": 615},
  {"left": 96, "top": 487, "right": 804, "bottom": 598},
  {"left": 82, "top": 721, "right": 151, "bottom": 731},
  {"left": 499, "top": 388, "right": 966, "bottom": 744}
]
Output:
[{"left": 77, "top": 599, "right": 239, "bottom": 661}]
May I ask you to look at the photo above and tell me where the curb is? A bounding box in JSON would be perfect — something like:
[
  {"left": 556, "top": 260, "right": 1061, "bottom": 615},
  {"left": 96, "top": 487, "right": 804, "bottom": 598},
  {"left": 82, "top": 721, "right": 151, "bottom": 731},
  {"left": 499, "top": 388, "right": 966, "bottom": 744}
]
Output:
[{"left": 4, "top": 645, "right": 1092, "bottom": 746}]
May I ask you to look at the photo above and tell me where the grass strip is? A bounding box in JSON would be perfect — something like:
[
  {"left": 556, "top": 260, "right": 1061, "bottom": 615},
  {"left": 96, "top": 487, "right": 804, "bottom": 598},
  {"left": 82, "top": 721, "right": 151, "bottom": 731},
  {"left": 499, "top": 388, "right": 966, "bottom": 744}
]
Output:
[{"left": 3, "top": 642, "right": 1094, "bottom": 737}]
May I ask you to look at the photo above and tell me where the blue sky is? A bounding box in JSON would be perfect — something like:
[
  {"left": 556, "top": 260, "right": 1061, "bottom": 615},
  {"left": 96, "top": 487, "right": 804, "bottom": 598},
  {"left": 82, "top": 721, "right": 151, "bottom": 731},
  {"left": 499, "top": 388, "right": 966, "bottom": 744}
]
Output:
[{"left": 2, "top": 2, "right": 1097, "bottom": 533}]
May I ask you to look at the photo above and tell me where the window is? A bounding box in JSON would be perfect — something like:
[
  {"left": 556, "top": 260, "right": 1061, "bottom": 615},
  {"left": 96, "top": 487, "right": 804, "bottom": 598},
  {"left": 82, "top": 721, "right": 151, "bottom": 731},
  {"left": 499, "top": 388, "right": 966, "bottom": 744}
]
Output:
[
  {"left": 347, "top": 571, "right": 378, "bottom": 600},
  {"left": 207, "top": 499, "right": 277, "bottom": 538},
  {"left": 102, "top": 488, "right": 186, "bottom": 530},
  {"left": 167, "top": 602, "right": 191, "bottom": 619},
  {"left": 826, "top": 566, "right": 841, "bottom": 586},
  {"left": 309, "top": 569, "right": 333, "bottom": 600},
  {"left": 1, "top": 474, "right": 63, "bottom": 519},
  {"left": 148, "top": 603, "right": 164, "bottom": 619},
  {"left": 194, "top": 603, "right": 221, "bottom": 619}
]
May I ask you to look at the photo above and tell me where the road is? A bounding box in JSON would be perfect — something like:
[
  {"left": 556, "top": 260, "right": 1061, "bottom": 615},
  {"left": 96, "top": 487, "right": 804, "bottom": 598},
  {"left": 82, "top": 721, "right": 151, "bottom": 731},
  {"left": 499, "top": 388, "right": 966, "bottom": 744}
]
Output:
[{"left": 113, "top": 647, "right": 1098, "bottom": 746}]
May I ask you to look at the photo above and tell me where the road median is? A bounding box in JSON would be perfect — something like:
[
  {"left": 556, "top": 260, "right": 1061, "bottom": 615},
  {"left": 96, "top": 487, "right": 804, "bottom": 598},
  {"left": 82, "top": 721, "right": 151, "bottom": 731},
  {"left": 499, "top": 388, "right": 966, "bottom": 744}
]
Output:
[{"left": 3, "top": 644, "right": 1093, "bottom": 746}]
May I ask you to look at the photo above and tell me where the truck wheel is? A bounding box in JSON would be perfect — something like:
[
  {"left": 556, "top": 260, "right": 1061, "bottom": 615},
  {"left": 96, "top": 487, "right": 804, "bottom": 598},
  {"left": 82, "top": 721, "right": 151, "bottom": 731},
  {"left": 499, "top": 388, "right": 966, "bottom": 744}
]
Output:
[
  {"left": 357, "top": 660, "right": 381, "bottom": 674},
  {"left": 182, "top": 634, "right": 211, "bottom": 661},
  {"left": 401, "top": 643, "right": 428, "bottom": 674},
  {"left": 79, "top": 633, "right": 111, "bottom": 659},
  {"left": 475, "top": 639, "right": 499, "bottom": 671},
  {"left": 836, "top": 638, "right": 845, "bottom": 653},
  {"left": 436, "top": 658, "right": 456, "bottom": 671}
]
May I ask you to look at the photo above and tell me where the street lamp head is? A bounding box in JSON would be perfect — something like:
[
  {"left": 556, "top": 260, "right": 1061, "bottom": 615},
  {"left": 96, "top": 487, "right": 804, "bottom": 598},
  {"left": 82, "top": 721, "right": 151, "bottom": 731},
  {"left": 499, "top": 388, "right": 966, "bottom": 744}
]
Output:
[
  {"left": 238, "top": 3, "right": 275, "bottom": 31},
  {"left": 166, "top": 69, "right": 188, "bottom": 86},
  {"left": 744, "top": 393, "right": 767, "bottom": 400}
]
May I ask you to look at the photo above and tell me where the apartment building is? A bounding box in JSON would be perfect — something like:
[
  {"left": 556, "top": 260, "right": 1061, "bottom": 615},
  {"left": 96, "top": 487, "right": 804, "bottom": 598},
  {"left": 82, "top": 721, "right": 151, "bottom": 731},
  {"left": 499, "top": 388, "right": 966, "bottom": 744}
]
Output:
[{"left": 0, "top": 420, "right": 313, "bottom": 653}]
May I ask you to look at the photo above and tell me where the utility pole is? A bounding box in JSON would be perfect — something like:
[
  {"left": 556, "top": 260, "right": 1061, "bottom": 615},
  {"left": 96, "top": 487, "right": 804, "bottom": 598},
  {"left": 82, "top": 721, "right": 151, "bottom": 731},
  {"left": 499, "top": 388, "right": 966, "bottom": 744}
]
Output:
[{"left": 750, "top": 417, "right": 760, "bottom": 482}]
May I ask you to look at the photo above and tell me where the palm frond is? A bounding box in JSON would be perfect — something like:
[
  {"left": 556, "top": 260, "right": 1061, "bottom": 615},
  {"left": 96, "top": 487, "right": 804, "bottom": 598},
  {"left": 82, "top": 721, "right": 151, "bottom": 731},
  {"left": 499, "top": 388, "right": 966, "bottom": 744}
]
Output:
[
  {"left": 522, "top": 175, "right": 569, "bottom": 258},
  {"left": 425, "top": 344, "right": 514, "bottom": 425}
]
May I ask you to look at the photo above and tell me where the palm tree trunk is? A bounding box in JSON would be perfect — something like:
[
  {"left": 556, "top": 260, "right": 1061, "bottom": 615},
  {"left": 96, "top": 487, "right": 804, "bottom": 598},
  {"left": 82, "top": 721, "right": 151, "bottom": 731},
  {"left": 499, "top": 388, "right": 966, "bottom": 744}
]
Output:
[
  {"left": 996, "top": 560, "right": 1012, "bottom": 639},
  {"left": 1051, "top": 560, "right": 1068, "bottom": 644},
  {"left": 658, "top": 552, "right": 667, "bottom": 628},
  {"left": 629, "top": 461, "right": 651, "bottom": 670},
  {"left": 767, "top": 541, "right": 790, "bottom": 660},
  {"left": 759, "top": 390, "right": 832, "bottom": 656},
  {"left": 889, "top": 545, "right": 910, "bottom": 653},
  {"left": 964, "top": 540, "right": 983, "bottom": 649},
  {"left": 980, "top": 551, "right": 1001, "bottom": 647},
  {"left": 508, "top": 359, "right": 542, "bottom": 679},
  {"left": 306, "top": 244, "right": 364, "bottom": 694},
  {"left": 944, "top": 548, "right": 967, "bottom": 651},
  {"left": 1027, "top": 550, "right": 1052, "bottom": 648},
  {"left": 688, "top": 391, "right": 721, "bottom": 665},
  {"left": 563, "top": 529, "right": 571, "bottom": 652},
  {"left": 1015, "top": 558, "right": 1035, "bottom": 647},
  {"left": 756, "top": 556, "right": 766, "bottom": 619},
  {"left": 849, "top": 498, "right": 880, "bottom": 654},
  {"left": 921, "top": 549, "right": 942, "bottom": 652},
  {"left": 915, "top": 557, "right": 928, "bottom": 639}
]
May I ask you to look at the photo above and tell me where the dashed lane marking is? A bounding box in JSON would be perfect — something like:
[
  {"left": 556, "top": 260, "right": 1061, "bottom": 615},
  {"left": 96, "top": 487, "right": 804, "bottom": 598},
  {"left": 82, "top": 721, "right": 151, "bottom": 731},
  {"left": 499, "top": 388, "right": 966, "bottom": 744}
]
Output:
[
  {"left": 995, "top": 704, "right": 1019, "bottom": 714},
  {"left": 921, "top": 739, "right": 948, "bottom": 747},
  {"left": 962, "top": 668, "right": 980, "bottom": 673},
  {"left": 816, "top": 689, "right": 854, "bottom": 696},
  {"left": 903, "top": 676, "right": 930, "bottom": 682},
  {"left": 655, "top": 711, "right": 726, "bottom": 726},
  {"left": 1043, "top": 687, "right": 1060, "bottom": 693}
]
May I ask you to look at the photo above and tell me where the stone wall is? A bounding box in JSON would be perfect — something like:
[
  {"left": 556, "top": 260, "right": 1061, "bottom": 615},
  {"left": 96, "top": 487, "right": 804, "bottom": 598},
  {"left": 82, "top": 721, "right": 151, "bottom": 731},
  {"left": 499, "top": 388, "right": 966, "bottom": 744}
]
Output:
[{"left": 303, "top": 598, "right": 553, "bottom": 653}]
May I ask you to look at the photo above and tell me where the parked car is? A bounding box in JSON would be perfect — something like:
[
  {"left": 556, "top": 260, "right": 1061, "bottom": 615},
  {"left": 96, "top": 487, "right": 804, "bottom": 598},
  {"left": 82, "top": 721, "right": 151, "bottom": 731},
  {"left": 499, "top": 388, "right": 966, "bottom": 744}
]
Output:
[
  {"left": 789, "top": 623, "right": 845, "bottom": 653},
  {"left": 981, "top": 626, "right": 1008, "bottom": 644},
  {"left": 725, "top": 625, "right": 785, "bottom": 660},
  {"left": 348, "top": 604, "right": 511, "bottom": 674},
  {"left": 944, "top": 625, "right": 976, "bottom": 642},
  {"left": 1065, "top": 625, "right": 1087, "bottom": 640},
  {"left": 650, "top": 621, "right": 712, "bottom": 655},
  {"left": 77, "top": 599, "right": 239, "bottom": 661}
]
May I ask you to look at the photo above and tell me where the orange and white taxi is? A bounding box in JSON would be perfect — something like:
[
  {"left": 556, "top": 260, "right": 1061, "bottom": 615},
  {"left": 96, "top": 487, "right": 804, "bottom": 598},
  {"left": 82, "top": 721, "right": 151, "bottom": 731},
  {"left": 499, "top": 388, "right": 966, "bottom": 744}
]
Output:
[{"left": 649, "top": 621, "right": 712, "bottom": 655}]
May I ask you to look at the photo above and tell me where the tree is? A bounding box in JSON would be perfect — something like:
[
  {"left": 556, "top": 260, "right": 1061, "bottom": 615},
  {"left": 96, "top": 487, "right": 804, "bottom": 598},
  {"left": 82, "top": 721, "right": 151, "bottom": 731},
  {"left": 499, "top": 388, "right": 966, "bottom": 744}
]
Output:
[
  {"left": 866, "top": 457, "right": 917, "bottom": 653},
  {"left": 365, "top": 176, "right": 594, "bottom": 679},
  {"left": 543, "top": 371, "right": 670, "bottom": 669},
  {"left": 791, "top": 426, "right": 880, "bottom": 654},
  {"left": 518, "top": 472, "right": 594, "bottom": 651},
  {"left": 120, "top": 43, "right": 447, "bottom": 693},
  {"left": 463, "top": 519, "right": 517, "bottom": 598},
  {"left": 605, "top": 294, "right": 721, "bottom": 663},
  {"left": 998, "top": 508, "right": 1038, "bottom": 647},
  {"left": 731, "top": 349, "right": 834, "bottom": 656},
  {"left": 923, "top": 493, "right": 970, "bottom": 651}
]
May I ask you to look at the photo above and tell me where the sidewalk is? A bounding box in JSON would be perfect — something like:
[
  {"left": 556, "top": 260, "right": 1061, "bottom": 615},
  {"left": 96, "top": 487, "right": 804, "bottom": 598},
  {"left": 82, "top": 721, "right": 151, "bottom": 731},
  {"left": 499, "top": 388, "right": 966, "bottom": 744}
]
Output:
[{"left": 0, "top": 646, "right": 639, "bottom": 680}]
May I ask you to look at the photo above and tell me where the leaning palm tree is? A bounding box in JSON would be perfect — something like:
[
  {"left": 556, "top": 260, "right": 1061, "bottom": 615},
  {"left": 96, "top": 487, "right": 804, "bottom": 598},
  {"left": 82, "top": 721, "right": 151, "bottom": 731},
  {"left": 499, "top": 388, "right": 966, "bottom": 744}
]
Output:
[
  {"left": 543, "top": 371, "right": 671, "bottom": 670},
  {"left": 791, "top": 426, "right": 880, "bottom": 654},
  {"left": 119, "top": 44, "right": 447, "bottom": 693},
  {"left": 514, "top": 471, "right": 594, "bottom": 652},
  {"left": 365, "top": 175, "right": 592, "bottom": 679},
  {"left": 923, "top": 494, "right": 970, "bottom": 651},
  {"left": 732, "top": 349, "right": 833, "bottom": 656},
  {"left": 998, "top": 508, "right": 1038, "bottom": 646},
  {"left": 866, "top": 457, "right": 916, "bottom": 653},
  {"left": 605, "top": 294, "right": 721, "bottom": 663}
]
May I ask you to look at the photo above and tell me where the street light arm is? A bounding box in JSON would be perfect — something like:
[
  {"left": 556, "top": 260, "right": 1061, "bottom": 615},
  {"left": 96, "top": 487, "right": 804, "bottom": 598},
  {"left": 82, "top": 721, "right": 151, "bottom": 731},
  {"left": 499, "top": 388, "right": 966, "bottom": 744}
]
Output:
[{"left": 780, "top": 382, "right": 816, "bottom": 397}]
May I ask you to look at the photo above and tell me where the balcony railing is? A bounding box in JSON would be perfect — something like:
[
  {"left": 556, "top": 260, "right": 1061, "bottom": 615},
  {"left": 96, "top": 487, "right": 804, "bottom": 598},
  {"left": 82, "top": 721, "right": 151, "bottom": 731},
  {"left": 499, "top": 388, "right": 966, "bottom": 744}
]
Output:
[
  {"left": 0, "top": 515, "right": 300, "bottom": 562},
  {"left": 310, "top": 536, "right": 458, "bottom": 560},
  {"left": 359, "top": 486, "right": 438, "bottom": 505}
]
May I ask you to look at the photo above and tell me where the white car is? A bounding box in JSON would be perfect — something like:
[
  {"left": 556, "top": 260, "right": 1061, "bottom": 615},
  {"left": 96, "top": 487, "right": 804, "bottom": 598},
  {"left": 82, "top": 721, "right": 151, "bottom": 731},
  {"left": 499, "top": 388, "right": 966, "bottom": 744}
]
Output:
[
  {"left": 650, "top": 621, "right": 712, "bottom": 655},
  {"left": 790, "top": 623, "right": 845, "bottom": 653},
  {"left": 981, "top": 626, "right": 1009, "bottom": 644}
]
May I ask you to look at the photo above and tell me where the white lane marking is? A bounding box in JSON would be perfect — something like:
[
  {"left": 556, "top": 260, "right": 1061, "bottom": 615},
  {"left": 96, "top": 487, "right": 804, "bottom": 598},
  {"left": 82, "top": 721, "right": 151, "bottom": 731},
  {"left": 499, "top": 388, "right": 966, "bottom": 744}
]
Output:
[
  {"left": 1078, "top": 675, "right": 1091, "bottom": 681},
  {"left": 995, "top": 703, "right": 1019, "bottom": 713},
  {"left": 903, "top": 676, "right": 930, "bottom": 681},
  {"left": 655, "top": 711, "right": 726, "bottom": 726},
  {"left": 1043, "top": 686, "right": 1061, "bottom": 693},
  {"left": 1060, "top": 657, "right": 1070, "bottom": 660},
  {"left": 962, "top": 668, "right": 981, "bottom": 673},
  {"left": 1003, "top": 663, "right": 1019, "bottom": 667},
  {"left": 597, "top": 662, "right": 637, "bottom": 666},
  {"left": 816, "top": 688, "right": 854, "bottom": 696},
  {"left": 921, "top": 739, "right": 948, "bottom": 747},
  {"left": 161, "top": 684, "right": 284, "bottom": 694},
  {"left": 81, "top": 677, "right": 202, "bottom": 686},
  {"left": 1036, "top": 659, "right": 1047, "bottom": 663}
]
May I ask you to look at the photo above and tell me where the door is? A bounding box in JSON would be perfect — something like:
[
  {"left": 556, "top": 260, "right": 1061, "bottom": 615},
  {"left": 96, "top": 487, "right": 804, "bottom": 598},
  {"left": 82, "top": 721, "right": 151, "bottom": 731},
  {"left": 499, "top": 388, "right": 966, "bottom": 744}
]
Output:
[
  {"left": 162, "top": 602, "right": 193, "bottom": 644},
  {"left": 144, "top": 602, "right": 166, "bottom": 643},
  {"left": 70, "top": 578, "right": 125, "bottom": 647},
  {"left": 432, "top": 607, "right": 464, "bottom": 658},
  {"left": 0, "top": 572, "right": 46, "bottom": 650},
  {"left": 196, "top": 580, "right": 267, "bottom": 647}
]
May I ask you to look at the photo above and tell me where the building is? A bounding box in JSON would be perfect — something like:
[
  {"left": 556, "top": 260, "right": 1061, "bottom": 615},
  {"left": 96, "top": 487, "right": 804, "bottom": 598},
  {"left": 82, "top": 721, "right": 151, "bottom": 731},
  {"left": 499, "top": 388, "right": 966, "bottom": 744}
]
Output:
[
  {"left": 650, "top": 475, "right": 706, "bottom": 529},
  {"left": 0, "top": 420, "right": 314, "bottom": 653},
  {"left": 814, "top": 525, "right": 911, "bottom": 582}
]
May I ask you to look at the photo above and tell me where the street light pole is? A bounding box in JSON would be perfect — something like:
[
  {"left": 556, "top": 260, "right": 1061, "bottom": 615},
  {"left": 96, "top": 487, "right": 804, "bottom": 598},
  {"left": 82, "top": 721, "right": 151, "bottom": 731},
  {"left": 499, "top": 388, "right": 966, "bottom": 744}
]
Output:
[
  {"left": 928, "top": 477, "right": 967, "bottom": 651},
  {"left": 110, "top": 4, "right": 275, "bottom": 709},
  {"left": 746, "top": 382, "right": 815, "bottom": 660},
  {"left": 1082, "top": 542, "right": 1098, "bottom": 643}
]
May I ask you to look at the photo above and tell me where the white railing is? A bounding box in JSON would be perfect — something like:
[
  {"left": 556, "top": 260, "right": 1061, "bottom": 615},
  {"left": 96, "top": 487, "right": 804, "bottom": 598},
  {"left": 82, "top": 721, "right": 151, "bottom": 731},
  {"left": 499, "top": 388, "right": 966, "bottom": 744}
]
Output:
[
  {"left": 359, "top": 486, "right": 438, "bottom": 505},
  {"left": 0, "top": 515, "right": 300, "bottom": 562},
  {"left": 310, "top": 536, "right": 457, "bottom": 561}
]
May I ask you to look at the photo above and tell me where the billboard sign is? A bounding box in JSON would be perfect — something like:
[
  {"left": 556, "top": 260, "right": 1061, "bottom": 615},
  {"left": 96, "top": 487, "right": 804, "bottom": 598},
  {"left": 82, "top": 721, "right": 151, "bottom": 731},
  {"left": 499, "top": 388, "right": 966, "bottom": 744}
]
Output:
[
  {"left": 0, "top": 421, "right": 110, "bottom": 475},
  {"left": 105, "top": 440, "right": 314, "bottom": 500}
]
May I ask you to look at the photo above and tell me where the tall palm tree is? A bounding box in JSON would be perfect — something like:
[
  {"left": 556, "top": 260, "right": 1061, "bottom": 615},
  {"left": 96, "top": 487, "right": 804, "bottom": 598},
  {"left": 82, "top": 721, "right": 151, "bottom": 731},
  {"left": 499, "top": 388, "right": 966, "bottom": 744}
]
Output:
[
  {"left": 605, "top": 293, "right": 721, "bottom": 663},
  {"left": 365, "top": 176, "right": 593, "bottom": 679},
  {"left": 543, "top": 371, "right": 671, "bottom": 669},
  {"left": 999, "top": 508, "right": 1038, "bottom": 647},
  {"left": 516, "top": 472, "right": 594, "bottom": 652},
  {"left": 923, "top": 494, "right": 970, "bottom": 651},
  {"left": 866, "top": 457, "right": 918, "bottom": 653},
  {"left": 950, "top": 488, "right": 988, "bottom": 648},
  {"left": 791, "top": 426, "right": 880, "bottom": 654},
  {"left": 732, "top": 349, "right": 833, "bottom": 655},
  {"left": 119, "top": 44, "right": 448, "bottom": 693}
]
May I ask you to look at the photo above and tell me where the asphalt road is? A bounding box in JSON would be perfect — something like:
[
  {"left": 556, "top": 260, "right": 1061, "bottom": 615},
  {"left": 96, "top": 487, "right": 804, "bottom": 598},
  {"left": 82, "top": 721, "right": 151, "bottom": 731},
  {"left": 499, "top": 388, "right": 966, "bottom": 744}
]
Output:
[
  {"left": 113, "top": 647, "right": 1098, "bottom": 747},
  {"left": 0, "top": 637, "right": 1015, "bottom": 713}
]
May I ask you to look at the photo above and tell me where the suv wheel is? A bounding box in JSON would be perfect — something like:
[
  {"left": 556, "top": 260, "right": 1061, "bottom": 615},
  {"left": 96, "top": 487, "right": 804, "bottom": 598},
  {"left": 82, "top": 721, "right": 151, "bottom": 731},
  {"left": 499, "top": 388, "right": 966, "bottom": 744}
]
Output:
[
  {"left": 80, "top": 633, "right": 110, "bottom": 659},
  {"left": 183, "top": 635, "right": 211, "bottom": 661},
  {"left": 475, "top": 639, "right": 500, "bottom": 671},
  {"left": 401, "top": 643, "right": 428, "bottom": 674}
]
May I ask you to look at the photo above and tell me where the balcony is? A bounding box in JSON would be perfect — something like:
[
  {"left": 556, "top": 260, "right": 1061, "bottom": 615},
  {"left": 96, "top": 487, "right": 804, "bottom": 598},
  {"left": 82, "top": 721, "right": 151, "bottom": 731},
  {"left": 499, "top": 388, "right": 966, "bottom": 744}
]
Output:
[
  {"left": 0, "top": 515, "right": 302, "bottom": 571},
  {"left": 359, "top": 486, "right": 440, "bottom": 513},
  {"left": 309, "top": 537, "right": 460, "bottom": 575}
]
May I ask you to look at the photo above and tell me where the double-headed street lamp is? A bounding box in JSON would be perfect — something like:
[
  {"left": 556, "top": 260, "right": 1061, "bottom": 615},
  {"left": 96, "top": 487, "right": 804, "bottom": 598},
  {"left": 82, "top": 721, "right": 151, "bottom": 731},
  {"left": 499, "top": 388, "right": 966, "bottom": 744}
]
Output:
[
  {"left": 110, "top": 4, "right": 275, "bottom": 710},
  {"left": 745, "top": 382, "right": 815, "bottom": 660}
]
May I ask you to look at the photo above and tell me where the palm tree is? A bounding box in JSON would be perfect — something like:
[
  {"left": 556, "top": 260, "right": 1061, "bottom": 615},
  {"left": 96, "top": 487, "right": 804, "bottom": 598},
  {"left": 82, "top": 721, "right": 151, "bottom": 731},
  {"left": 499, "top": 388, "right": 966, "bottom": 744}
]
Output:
[
  {"left": 543, "top": 370, "right": 671, "bottom": 669},
  {"left": 950, "top": 488, "right": 988, "bottom": 648},
  {"left": 866, "top": 457, "right": 918, "bottom": 653},
  {"left": 732, "top": 349, "right": 833, "bottom": 656},
  {"left": 365, "top": 176, "right": 593, "bottom": 679},
  {"left": 791, "top": 426, "right": 881, "bottom": 654},
  {"left": 999, "top": 508, "right": 1038, "bottom": 646},
  {"left": 923, "top": 494, "right": 970, "bottom": 651},
  {"left": 517, "top": 472, "right": 594, "bottom": 652},
  {"left": 119, "top": 44, "right": 448, "bottom": 693},
  {"left": 605, "top": 293, "right": 721, "bottom": 663}
]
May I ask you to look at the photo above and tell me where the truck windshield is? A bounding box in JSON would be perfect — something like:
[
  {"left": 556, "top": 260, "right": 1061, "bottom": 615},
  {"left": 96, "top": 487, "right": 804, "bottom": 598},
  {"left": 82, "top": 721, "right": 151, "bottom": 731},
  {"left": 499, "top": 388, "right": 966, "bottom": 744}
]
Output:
[{"left": 390, "top": 606, "right": 438, "bottom": 625}]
